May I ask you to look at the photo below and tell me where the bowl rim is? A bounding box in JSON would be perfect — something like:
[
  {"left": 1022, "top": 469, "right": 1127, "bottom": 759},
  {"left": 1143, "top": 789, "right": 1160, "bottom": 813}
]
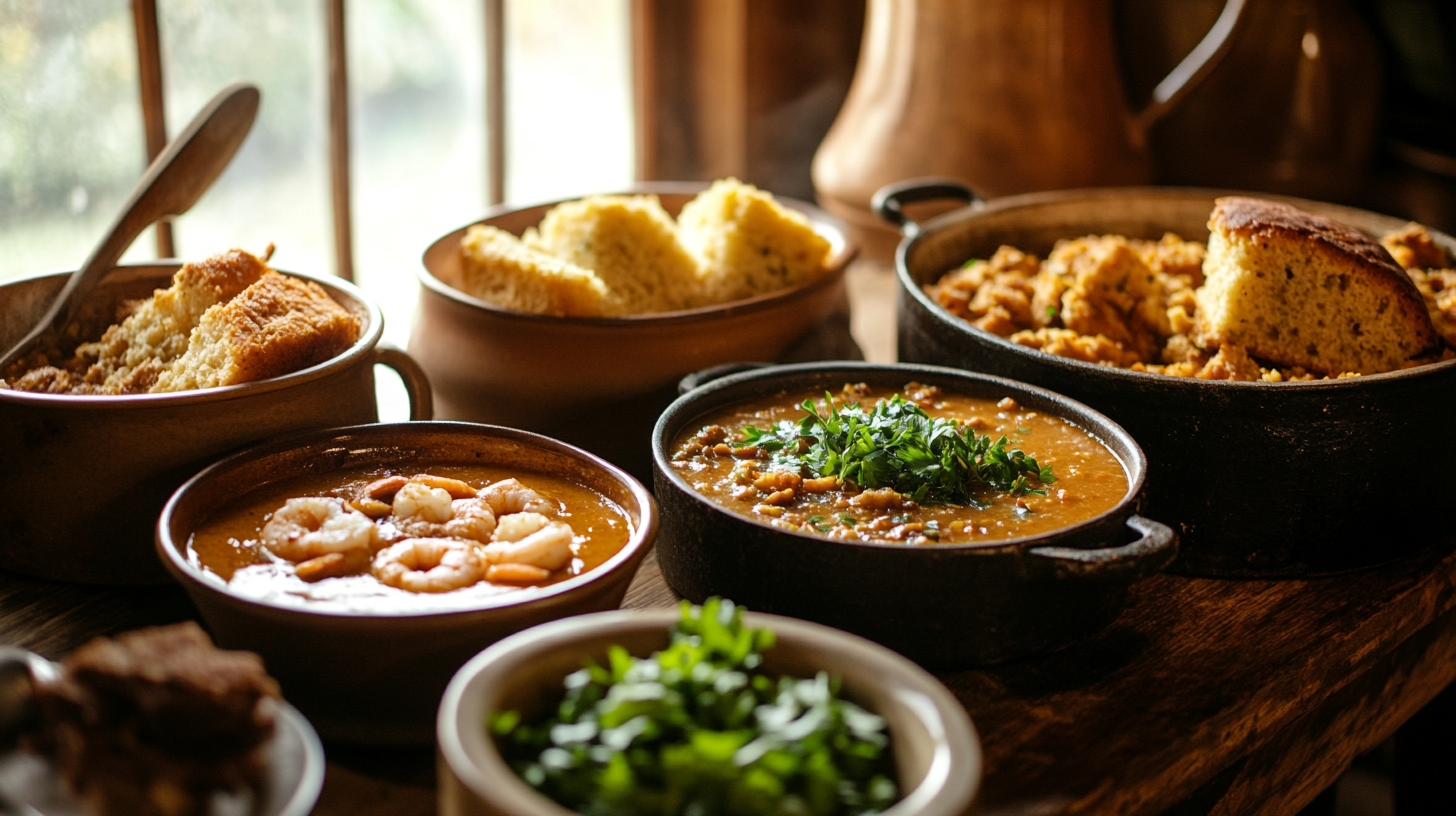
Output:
[
  {"left": 416, "top": 181, "right": 858, "bottom": 327},
  {"left": 0, "top": 262, "right": 385, "bottom": 408},
  {"left": 895, "top": 185, "right": 1456, "bottom": 391},
  {"left": 155, "top": 420, "right": 659, "bottom": 621},
  {"left": 436, "top": 608, "right": 983, "bottom": 816},
  {"left": 651, "top": 360, "right": 1148, "bottom": 554}
]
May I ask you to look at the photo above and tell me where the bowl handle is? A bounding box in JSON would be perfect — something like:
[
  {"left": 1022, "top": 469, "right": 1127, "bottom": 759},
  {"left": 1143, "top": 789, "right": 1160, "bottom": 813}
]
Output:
[
  {"left": 1027, "top": 516, "right": 1178, "bottom": 582},
  {"left": 678, "top": 362, "right": 774, "bottom": 396},
  {"left": 372, "top": 345, "right": 434, "bottom": 420},
  {"left": 871, "top": 178, "right": 983, "bottom": 238}
]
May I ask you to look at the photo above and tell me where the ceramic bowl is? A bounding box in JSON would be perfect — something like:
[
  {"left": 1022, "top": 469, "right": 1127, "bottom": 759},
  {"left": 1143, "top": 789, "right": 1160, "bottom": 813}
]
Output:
[
  {"left": 652, "top": 361, "right": 1177, "bottom": 667},
  {"left": 437, "top": 609, "right": 982, "bottom": 816},
  {"left": 883, "top": 183, "right": 1456, "bottom": 576},
  {"left": 409, "top": 181, "right": 857, "bottom": 480},
  {"left": 156, "top": 421, "right": 657, "bottom": 746},
  {"left": 0, "top": 262, "right": 432, "bottom": 585}
]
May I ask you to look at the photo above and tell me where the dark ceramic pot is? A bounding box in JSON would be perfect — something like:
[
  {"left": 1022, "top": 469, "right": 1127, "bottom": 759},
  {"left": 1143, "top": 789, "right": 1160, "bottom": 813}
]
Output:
[
  {"left": 651, "top": 362, "right": 1177, "bottom": 667},
  {"left": 880, "top": 182, "right": 1456, "bottom": 577}
]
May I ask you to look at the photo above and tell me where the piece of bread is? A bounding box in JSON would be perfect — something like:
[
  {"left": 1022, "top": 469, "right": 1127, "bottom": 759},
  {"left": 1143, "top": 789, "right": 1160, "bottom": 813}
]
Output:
[
  {"left": 676, "top": 178, "right": 832, "bottom": 303},
  {"left": 526, "top": 194, "right": 702, "bottom": 313},
  {"left": 72, "top": 249, "right": 271, "bottom": 393},
  {"left": 154, "top": 270, "right": 362, "bottom": 391},
  {"left": 457, "top": 224, "right": 609, "bottom": 317},
  {"left": 1195, "top": 197, "right": 1440, "bottom": 375}
]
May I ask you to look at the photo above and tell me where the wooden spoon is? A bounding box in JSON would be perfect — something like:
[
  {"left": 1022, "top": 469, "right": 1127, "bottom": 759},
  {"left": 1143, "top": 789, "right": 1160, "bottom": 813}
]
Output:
[{"left": 0, "top": 82, "right": 260, "bottom": 374}]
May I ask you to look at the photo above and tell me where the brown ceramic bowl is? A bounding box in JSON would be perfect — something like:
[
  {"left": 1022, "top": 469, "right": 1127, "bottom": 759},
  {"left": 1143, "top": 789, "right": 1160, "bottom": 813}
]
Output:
[
  {"left": 0, "top": 263, "right": 432, "bottom": 586},
  {"left": 409, "top": 182, "right": 856, "bottom": 479},
  {"left": 437, "top": 609, "right": 982, "bottom": 816},
  {"left": 883, "top": 183, "right": 1456, "bottom": 576},
  {"left": 156, "top": 421, "right": 658, "bottom": 746}
]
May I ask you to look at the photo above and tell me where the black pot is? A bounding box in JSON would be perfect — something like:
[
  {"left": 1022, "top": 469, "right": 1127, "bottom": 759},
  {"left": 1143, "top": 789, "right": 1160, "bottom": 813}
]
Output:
[
  {"left": 651, "top": 361, "right": 1177, "bottom": 667},
  {"left": 880, "top": 182, "right": 1456, "bottom": 577}
]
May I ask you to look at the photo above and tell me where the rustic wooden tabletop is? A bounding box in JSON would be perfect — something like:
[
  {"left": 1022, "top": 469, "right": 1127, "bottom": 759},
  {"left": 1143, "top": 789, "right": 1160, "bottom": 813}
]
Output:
[{"left": 4, "top": 262, "right": 1450, "bottom": 815}]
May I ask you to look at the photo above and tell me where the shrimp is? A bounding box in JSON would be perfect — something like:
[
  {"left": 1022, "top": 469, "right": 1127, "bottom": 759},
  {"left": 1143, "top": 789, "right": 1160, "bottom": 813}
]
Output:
[
  {"left": 479, "top": 479, "right": 554, "bottom": 516},
  {"left": 372, "top": 537, "right": 485, "bottom": 593},
  {"left": 483, "top": 513, "right": 574, "bottom": 572},
  {"left": 261, "top": 497, "right": 376, "bottom": 562},
  {"left": 392, "top": 482, "right": 454, "bottom": 524},
  {"left": 391, "top": 490, "right": 497, "bottom": 543}
]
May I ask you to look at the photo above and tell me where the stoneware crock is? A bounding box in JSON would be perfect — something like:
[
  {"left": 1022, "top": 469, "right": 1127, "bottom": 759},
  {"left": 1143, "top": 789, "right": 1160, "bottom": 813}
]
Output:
[
  {"left": 409, "top": 181, "right": 856, "bottom": 481},
  {"left": 156, "top": 421, "right": 657, "bottom": 746},
  {"left": 437, "top": 609, "right": 981, "bottom": 816},
  {"left": 0, "top": 262, "right": 432, "bottom": 585},
  {"left": 651, "top": 361, "right": 1177, "bottom": 667},
  {"left": 880, "top": 182, "right": 1456, "bottom": 577}
]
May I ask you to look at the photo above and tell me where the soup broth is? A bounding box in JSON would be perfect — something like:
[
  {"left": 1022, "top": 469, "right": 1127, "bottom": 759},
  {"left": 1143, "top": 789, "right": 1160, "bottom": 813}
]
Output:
[
  {"left": 669, "top": 383, "right": 1128, "bottom": 544},
  {"left": 189, "top": 464, "right": 632, "bottom": 613}
]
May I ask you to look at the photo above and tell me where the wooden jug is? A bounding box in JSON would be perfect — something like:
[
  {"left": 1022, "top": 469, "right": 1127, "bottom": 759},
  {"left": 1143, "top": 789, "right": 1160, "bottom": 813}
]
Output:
[{"left": 813, "top": 0, "right": 1248, "bottom": 259}]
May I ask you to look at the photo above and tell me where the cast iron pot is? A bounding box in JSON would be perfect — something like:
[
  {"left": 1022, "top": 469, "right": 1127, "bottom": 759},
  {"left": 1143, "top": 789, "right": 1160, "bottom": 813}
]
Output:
[
  {"left": 651, "top": 361, "right": 1177, "bottom": 667},
  {"left": 882, "top": 182, "right": 1456, "bottom": 577}
]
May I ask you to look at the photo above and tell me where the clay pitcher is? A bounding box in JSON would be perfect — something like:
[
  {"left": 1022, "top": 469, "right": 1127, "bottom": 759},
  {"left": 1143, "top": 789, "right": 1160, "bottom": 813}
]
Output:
[{"left": 814, "top": 0, "right": 1248, "bottom": 259}]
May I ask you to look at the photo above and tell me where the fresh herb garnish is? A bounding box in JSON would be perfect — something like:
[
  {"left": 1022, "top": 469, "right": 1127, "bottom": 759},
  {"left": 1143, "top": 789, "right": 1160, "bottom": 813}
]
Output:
[
  {"left": 735, "top": 394, "right": 1055, "bottom": 507},
  {"left": 490, "top": 598, "right": 899, "bottom": 816}
]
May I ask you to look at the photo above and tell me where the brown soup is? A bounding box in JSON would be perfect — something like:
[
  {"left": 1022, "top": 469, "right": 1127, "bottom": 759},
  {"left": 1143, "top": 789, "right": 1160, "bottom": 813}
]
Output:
[
  {"left": 668, "top": 383, "right": 1128, "bottom": 544},
  {"left": 188, "top": 465, "right": 633, "bottom": 613}
]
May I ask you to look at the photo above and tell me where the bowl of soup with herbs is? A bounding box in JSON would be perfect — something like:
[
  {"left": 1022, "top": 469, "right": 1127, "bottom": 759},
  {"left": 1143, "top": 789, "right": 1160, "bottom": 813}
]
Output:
[
  {"left": 651, "top": 362, "right": 1175, "bottom": 666},
  {"left": 158, "top": 421, "right": 657, "bottom": 746}
]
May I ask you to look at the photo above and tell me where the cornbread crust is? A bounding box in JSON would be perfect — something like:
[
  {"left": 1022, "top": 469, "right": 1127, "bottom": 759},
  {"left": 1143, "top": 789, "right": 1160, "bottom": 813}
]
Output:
[
  {"left": 154, "top": 271, "right": 362, "bottom": 391},
  {"left": 678, "top": 178, "right": 833, "bottom": 303},
  {"left": 1196, "top": 197, "right": 1440, "bottom": 375},
  {"left": 457, "top": 224, "right": 609, "bottom": 317}
]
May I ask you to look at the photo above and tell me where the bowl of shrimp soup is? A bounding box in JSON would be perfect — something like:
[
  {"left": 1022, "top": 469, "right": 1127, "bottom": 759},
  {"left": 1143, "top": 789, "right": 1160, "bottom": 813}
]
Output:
[{"left": 156, "top": 421, "right": 658, "bottom": 746}]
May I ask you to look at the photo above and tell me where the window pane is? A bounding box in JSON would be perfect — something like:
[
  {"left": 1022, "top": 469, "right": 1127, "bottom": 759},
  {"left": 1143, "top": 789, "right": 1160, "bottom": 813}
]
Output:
[
  {"left": 505, "top": 0, "right": 634, "bottom": 202},
  {"left": 158, "top": 0, "right": 332, "bottom": 283},
  {"left": 0, "top": 0, "right": 152, "bottom": 281},
  {"left": 349, "top": 0, "right": 486, "bottom": 350}
]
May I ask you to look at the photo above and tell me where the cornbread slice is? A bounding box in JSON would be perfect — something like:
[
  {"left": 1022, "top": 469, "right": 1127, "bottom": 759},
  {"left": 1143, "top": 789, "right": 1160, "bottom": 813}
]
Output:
[
  {"left": 527, "top": 194, "right": 702, "bottom": 313},
  {"left": 154, "top": 271, "right": 361, "bottom": 391},
  {"left": 74, "top": 249, "right": 271, "bottom": 393},
  {"left": 1195, "top": 197, "right": 1440, "bottom": 375},
  {"left": 677, "top": 178, "right": 832, "bottom": 303},
  {"left": 458, "top": 224, "right": 609, "bottom": 317}
]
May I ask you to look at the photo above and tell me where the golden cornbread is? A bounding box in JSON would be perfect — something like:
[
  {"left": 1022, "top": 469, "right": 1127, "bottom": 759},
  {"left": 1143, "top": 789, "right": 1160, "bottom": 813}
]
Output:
[
  {"left": 526, "top": 194, "right": 702, "bottom": 313},
  {"left": 73, "top": 249, "right": 270, "bottom": 393},
  {"left": 677, "top": 178, "right": 833, "bottom": 303},
  {"left": 3, "top": 248, "right": 363, "bottom": 395},
  {"left": 457, "top": 224, "right": 609, "bottom": 317},
  {"left": 1195, "top": 197, "right": 1440, "bottom": 375},
  {"left": 155, "top": 271, "right": 362, "bottom": 391},
  {"left": 1381, "top": 223, "right": 1456, "bottom": 348}
]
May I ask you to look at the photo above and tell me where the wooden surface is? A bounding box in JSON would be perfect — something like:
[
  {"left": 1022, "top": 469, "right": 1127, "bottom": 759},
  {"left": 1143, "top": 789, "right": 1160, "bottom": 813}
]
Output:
[{"left": 4, "top": 262, "right": 1453, "bottom": 815}]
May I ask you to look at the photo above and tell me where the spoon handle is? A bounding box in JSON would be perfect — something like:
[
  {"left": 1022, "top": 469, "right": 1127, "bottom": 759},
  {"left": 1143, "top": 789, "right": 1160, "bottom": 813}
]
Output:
[{"left": 0, "top": 83, "right": 260, "bottom": 373}]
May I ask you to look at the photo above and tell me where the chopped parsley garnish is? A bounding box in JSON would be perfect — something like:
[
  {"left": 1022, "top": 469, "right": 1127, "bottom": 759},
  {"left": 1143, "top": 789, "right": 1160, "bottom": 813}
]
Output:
[
  {"left": 490, "top": 598, "right": 899, "bottom": 816},
  {"left": 735, "top": 393, "right": 1054, "bottom": 507}
]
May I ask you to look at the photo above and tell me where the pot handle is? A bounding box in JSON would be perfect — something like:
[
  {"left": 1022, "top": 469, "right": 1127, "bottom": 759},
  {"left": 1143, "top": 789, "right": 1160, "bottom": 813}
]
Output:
[
  {"left": 871, "top": 178, "right": 984, "bottom": 238},
  {"left": 372, "top": 345, "right": 434, "bottom": 420},
  {"left": 678, "top": 362, "right": 774, "bottom": 396},
  {"left": 1028, "top": 515, "right": 1178, "bottom": 582}
]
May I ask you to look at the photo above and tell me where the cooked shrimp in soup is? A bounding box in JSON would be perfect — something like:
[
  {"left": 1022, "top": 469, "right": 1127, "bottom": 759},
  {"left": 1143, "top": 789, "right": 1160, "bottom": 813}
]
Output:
[{"left": 187, "top": 466, "right": 633, "bottom": 613}]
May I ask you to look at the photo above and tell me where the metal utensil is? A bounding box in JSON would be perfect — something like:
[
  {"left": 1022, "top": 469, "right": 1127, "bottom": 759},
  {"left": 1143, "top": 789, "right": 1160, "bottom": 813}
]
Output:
[{"left": 0, "top": 83, "right": 260, "bottom": 374}]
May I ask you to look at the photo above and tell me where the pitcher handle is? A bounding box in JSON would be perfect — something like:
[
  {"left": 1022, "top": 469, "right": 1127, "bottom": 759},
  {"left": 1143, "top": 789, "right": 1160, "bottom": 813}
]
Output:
[
  {"left": 372, "top": 345, "right": 434, "bottom": 421},
  {"left": 1132, "top": 0, "right": 1249, "bottom": 141}
]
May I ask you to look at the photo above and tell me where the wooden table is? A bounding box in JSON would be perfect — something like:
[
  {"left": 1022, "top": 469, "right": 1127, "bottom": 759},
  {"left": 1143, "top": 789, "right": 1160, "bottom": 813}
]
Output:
[{"left": 5, "top": 262, "right": 1452, "bottom": 814}]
